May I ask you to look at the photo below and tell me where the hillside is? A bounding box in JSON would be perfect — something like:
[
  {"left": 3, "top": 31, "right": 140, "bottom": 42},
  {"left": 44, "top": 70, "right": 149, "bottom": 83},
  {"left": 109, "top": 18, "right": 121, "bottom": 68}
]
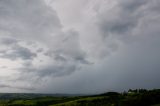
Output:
[{"left": 0, "top": 89, "right": 160, "bottom": 106}]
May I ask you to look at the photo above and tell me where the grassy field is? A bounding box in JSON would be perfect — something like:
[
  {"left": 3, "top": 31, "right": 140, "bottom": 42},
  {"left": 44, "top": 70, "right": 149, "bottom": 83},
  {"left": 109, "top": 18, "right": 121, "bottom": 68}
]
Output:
[
  {"left": 51, "top": 96, "right": 109, "bottom": 106},
  {"left": 0, "top": 89, "right": 160, "bottom": 106},
  {"left": 152, "top": 104, "right": 160, "bottom": 106}
]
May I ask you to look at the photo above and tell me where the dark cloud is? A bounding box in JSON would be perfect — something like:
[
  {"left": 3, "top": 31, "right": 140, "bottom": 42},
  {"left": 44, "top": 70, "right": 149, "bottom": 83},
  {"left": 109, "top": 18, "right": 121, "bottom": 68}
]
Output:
[
  {"left": 98, "top": 1, "right": 141, "bottom": 37},
  {"left": 0, "top": 44, "right": 37, "bottom": 60},
  {"left": 0, "top": 0, "right": 89, "bottom": 80},
  {"left": 38, "top": 0, "right": 160, "bottom": 94},
  {"left": 0, "top": 84, "right": 35, "bottom": 91},
  {"left": 36, "top": 48, "right": 44, "bottom": 53},
  {"left": 0, "top": 0, "right": 160, "bottom": 94},
  {"left": 0, "top": 0, "right": 62, "bottom": 42},
  {"left": 54, "top": 54, "right": 67, "bottom": 62},
  {"left": 44, "top": 30, "right": 90, "bottom": 64},
  {"left": 86, "top": 0, "right": 160, "bottom": 92},
  {"left": 0, "top": 84, "right": 10, "bottom": 88},
  {"left": 119, "top": 0, "right": 147, "bottom": 12},
  {"left": 53, "top": 30, "right": 90, "bottom": 64},
  {"left": 0, "top": 37, "right": 18, "bottom": 45},
  {"left": 0, "top": 66, "right": 8, "bottom": 69},
  {"left": 97, "top": 0, "right": 160, "bottom": 42},
  {"left": 38, "top": 65, "right": 77, "bottom": 77}
]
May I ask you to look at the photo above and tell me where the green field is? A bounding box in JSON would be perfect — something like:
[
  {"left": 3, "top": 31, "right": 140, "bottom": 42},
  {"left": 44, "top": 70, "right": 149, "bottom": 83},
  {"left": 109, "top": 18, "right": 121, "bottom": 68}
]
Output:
[
  {"left": 152, "top": 104, "right": 160, "bottom": 106},
  {"left": 0, "top": 89, "right": 160, "bottom": 106}
]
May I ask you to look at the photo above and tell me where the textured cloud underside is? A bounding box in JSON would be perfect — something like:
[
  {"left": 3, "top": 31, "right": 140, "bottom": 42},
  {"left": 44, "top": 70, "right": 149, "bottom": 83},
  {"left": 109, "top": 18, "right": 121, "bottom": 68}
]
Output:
[{"left": 0, "top": 0, "right": 160, "bottom": 93}]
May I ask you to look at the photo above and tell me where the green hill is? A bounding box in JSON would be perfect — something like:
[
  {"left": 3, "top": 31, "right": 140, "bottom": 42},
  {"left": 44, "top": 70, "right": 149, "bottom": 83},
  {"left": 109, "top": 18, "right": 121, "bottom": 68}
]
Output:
[{"left": 0, "top": 89, "right": 160, "bottom": 106}]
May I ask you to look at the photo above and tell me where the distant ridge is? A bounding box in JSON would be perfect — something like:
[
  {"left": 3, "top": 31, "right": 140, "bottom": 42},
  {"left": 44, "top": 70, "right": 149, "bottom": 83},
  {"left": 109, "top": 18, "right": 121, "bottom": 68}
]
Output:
[{"left": 0, "top": 93, "right": 85, "bottom": 100}]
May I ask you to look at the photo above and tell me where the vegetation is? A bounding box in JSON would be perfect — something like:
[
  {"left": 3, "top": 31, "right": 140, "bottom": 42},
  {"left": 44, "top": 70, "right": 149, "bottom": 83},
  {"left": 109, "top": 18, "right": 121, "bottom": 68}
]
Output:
[{"left": 0, "top": 89, "right": 160, "bottom": 106}]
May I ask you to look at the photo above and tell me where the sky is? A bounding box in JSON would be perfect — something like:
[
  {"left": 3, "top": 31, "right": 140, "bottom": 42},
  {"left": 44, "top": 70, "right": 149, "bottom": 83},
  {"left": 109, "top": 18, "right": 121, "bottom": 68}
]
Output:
[{"left": 0, "top": 0, "right": 160, "bottom": 94}]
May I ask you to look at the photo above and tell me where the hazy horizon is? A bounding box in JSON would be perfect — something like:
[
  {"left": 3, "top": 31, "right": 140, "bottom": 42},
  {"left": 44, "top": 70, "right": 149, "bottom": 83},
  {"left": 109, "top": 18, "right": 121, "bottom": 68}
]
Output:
[{"left": 0, "top": 0, "right": 160, "bottom": 94}]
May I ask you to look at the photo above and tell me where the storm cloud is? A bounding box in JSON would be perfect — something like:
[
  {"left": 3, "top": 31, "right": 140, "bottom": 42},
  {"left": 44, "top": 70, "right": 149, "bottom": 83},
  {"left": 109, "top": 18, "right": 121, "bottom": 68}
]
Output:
[{"left": 0, "top": 0, "right": 160, "bottom": 93}]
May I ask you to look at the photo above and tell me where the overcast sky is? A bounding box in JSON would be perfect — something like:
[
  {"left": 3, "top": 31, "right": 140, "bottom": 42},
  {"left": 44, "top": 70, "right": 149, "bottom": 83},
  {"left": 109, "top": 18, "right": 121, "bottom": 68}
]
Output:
[{"left": 0, "top": 0, "right": 160, "bottom": 94}]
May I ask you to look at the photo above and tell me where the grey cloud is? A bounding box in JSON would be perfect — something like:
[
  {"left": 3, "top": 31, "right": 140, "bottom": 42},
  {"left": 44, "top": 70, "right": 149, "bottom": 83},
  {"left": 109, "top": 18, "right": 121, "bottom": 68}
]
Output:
[
  {"left": 0, "top": 84, "right": 35, "bottom": 91},
  {"left": 38, "top": 65, "right": 77, "bottom": 77},
  {"left": 35, "top": 0, "right": 160, "bottom": 94},
  {"left": 54, "top": 54, "right": 67, "bottom": 62},
  {"left": 0, "top": 84, "right": 10, "bottom": 88},
  {"left": 53, "top": 49, "right": 89, "bottom": 64},
  {"left": 0, "top": 44, "right": 37, "bottom": 60},
  {"left": 11, "top": 30, "right": 89, "bottom": 84},
  {"left": 0, "top": 0, "right": 85, "bottom": 78},
  {"left": 36, "top": 48, "right": 44, "bottom": 53},
  {"left": 21, "top": 62, "right": 33, "bottom": 67},
  {"left": 44, "top": 30, "right": 90, "bottom": 64},
  {"left": 0, "top": 0, "right": 91, "bottom": 92},
  {"left": 99, "top": 16, "right": 136, "bottom": 35},
  {"left": 54, "top": 30, "right": 90, "bottom": 64},
  {"left": 0, "top": 0, "right": 89, "bottom": 77},
  {"left": 0, "top": 66, "right": 8, "bottom": 69},
  {"left": 1, "top": 0, "right": 160, "bottom": 94},
  {"left": 38, "top": 0, "right": 160, "bottom": 94},
  {"left": 89, "top": 0, "right": 148, "bottom": 59},
  {"left": 17, "top": 63, "right": 78, "bottom": 80},
  {"left": 0, "top": 36, "right": 18, "bottom": 45},
  {"left": 97, "top": 0, "right": 148, "bottom": 39},
  {"left": 0, "top": 0, "right": 62, "bottom": 42},
  {"left": 119, "top": 0, "right": 147, "bottom": 12},
  {"left": 84, "top": 0, "right": 160, "bottom": 92},
  {"left": 0, "top": 0, "right": 63, "bottom": 62},
  {"left": 95, "top": 0, "right": 160, "bottom": 59}
]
